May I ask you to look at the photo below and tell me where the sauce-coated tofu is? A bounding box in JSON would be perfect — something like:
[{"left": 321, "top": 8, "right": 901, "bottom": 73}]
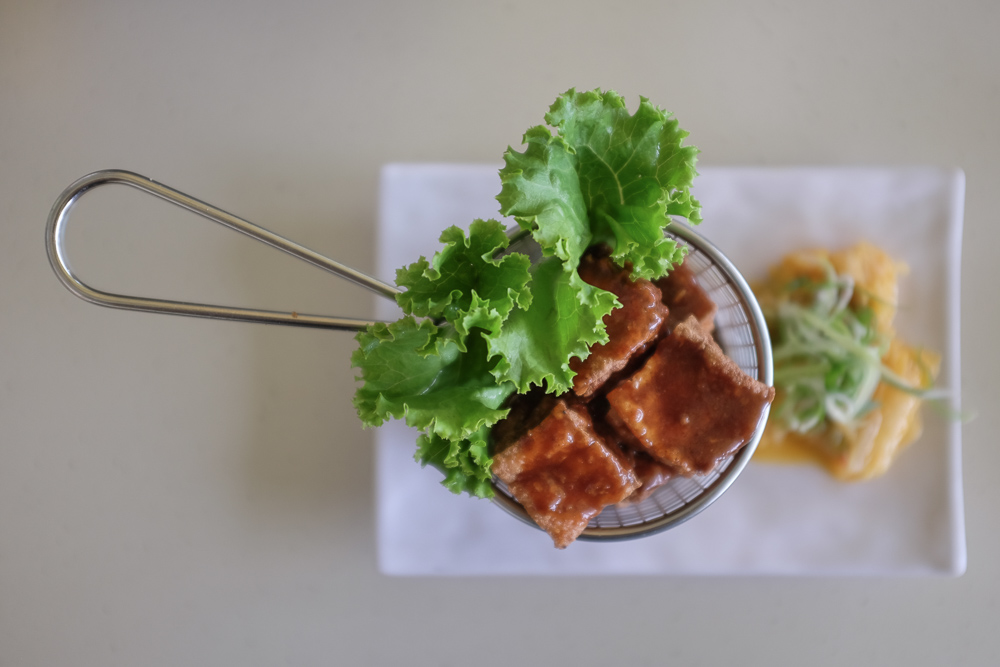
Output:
[
  {"left": 624, "top": 450, "right": 677, "bottom": 503},
  {"left": 570, "top": 252, "right": 669, "bottom": 397},
  {"left": 492, "top": 400, "right": 640, "bottom": 548},
  {"left": 654, "top": 257, "right": 717, "bottom": 333},
  {"left": 606, "top": 317, "right": 775, "bottom": 474}
]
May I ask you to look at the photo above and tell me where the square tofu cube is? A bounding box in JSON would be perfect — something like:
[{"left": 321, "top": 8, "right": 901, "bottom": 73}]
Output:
[
  {"left": 654, "top": 257, "right": 717, "bottom": 333},
  {"left": 570, "top": 252, "right": 670, "bottom": 397},
  {"left": 606, "top": 317, "right": 775, "bottom": 475},
  {"left": 492, "top": 400, "right": 640, "bottom": 548}
]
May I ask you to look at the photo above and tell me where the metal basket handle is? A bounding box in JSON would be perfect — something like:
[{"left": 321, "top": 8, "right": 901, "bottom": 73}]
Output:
[{"left": 46, "top": 170, "right": 399, "bottom": 331}]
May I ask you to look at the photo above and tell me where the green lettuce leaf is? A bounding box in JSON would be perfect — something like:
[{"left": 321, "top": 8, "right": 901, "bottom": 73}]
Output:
[
  {"left": 497, "top": 126, "right": 591, "bottom": 267},
  {"left": 394, "top": 219, "right": 532, "bottom": 339},
  {"left": 487, "top": 257, "right": 619, "bottom": 394},
  {"left": 352, "top": 317, "right": 514, "bottom": 441},
  {"left": 500, "top": 88, "right": 700, "bottom": 281},
  {"left": 415, "top": 427, "right": 494, "bottom": 498},
  {"left": 353, "top": 88, "right": 703, "bottom": 498}
]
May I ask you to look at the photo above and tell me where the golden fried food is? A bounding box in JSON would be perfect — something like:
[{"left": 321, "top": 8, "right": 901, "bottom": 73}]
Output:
[{"left": 754, "top": 242, "right": 940, "bottom": 481}]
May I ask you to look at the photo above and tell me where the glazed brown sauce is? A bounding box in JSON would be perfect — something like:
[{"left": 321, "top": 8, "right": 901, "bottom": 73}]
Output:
[
  {"left": 493, "top": 401, "right": 638, "bottom": 547},
  {"left": 607, "top": 319, "right": 774, "bottom": 474},
  {"left": 513, "top": 414, "right": 634, "bottom": 514},
  {"left": 570, "top": 251, "right": 669, "bottom": 397}
]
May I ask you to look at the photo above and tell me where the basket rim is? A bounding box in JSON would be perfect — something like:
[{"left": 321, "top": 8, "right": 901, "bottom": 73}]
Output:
[{"left": 489, "top": 222, "right": 774, "bottom": 542}]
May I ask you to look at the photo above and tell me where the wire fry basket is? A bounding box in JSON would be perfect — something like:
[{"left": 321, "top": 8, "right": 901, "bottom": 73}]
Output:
[
  {"left": 491, "top": 223, "right": 773, "bottom": 541},
  {"left": 47, "top": 170, "right": 772, "bottom": 543}
]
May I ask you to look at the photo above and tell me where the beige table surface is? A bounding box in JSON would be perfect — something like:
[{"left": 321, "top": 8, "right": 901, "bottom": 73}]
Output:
[{"left": 2, "top": 1, "right": 997, "bottom": 665}]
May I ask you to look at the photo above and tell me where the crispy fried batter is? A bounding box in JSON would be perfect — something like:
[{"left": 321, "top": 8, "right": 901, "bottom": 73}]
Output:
[{"left": 753, "top": 242, "right": 939, "bottom": 481}]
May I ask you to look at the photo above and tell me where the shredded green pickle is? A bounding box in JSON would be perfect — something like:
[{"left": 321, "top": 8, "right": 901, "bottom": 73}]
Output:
[{"left": 765, "top": 260, "right": 933, "bottom": 435}]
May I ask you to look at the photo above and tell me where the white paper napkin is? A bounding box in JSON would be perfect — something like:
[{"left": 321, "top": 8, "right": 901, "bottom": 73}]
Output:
[{"left": 375, "top": 164, "right": 965, "bottom": 576}]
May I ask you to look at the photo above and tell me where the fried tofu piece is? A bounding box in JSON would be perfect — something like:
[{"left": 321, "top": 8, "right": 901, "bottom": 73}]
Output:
[
  {"left": 491, "top": 387, "right": 557, "bottom": 454},
  {"left": 628, "top": 451, "right": 676, "bottom": 503},
  {"left": 620, "top": 448, "right": 677, "bottom": 504},
  {"left": 491, "top": 399, "right": 640, "bottom": 548},
  {"left": 570, "top": 252, "right": 670, "bottom": 398},
  {"left": 654, "top": 256, "right": 717, "bottom": 333},
  {"left": 587, "top": 405, "right": 677, "bottom": 504},
  {"left": 606, "top": 317, "right": 775, "bottom": 475}
]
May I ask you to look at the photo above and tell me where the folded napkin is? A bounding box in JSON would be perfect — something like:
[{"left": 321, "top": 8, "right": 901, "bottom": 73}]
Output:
[{"left": 375, "top": 164, "right": 965, "bottom": 576}]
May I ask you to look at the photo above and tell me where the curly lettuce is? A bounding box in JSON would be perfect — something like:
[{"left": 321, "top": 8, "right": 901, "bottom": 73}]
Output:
[
  {"left": 415, "top": 427, "right": 494, "bottom": 498},
  {"left": 351, "top": 317, "right": 513, "bottom": 441},
  {"left": 353, "top": 88, "right": 701, "bottom": 498},
  {"left": 499, "top": 88, "right": 700, "bottom": 280},
  {"left": 487, "top": 257, "right": 618, "bottom": 394},
  {"left": 394, "top": 219, "right": 532, "bottom": 340}
]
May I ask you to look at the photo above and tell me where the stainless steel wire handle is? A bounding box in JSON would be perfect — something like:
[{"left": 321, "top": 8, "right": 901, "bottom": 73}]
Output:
[
  {"left": 46, "top": 170, "right": 400, "bottom": 331},
  {"left": 48, "top": 169, "right": 773, "bottom": 542}
]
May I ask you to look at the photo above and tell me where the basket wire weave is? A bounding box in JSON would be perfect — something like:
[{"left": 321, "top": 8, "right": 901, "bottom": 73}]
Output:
[{"left": 489, "top": 223, "right": 773, "bottom": 541}]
